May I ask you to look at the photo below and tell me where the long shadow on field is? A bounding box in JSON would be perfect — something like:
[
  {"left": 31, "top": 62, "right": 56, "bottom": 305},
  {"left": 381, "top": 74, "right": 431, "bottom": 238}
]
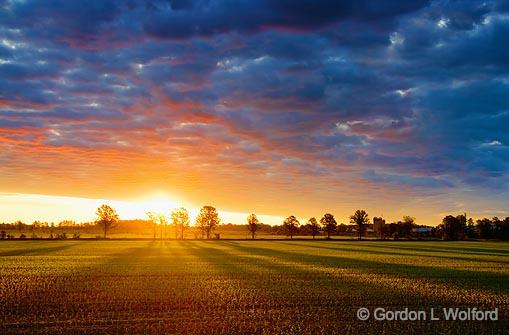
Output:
[
  {"left": 185, "top": 241, "right": 416, "bottom": 307},
  {"left": 224, "top": 241, "right": 509, "bottom": 294},
  {"left": 1, "top": 241, "right": 160, "bottom": 307},
  {"left": 92, "top": 240, "right": 161, "bottom": 271},
  {"left": 186, "top": 241, "right": 507, "bottom": 335},
  {"left": 183, "top": 241, "right": 252, "bottom": 276},
  {"left": 282, "top": 241, "right": 509, "bottom": 264},
  {"left": 0, "top": 241, "right": 85, "bottom": 256},
  {"left": 178, "top": 241, "right": 414, "bottom": 334},
  {"left": 187, "top": 241, "right": 508, "bottom": 314},
  {"left": 361, "top": 243, "right": 509, "bottom": 257},
  {"left": 0, "top": 240, "right": 170, "bottom": 332}
]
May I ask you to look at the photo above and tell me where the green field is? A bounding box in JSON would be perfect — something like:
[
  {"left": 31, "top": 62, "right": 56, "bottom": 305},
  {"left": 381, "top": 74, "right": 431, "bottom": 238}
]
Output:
[{"left": 0, "top": 241, "right": 507, "bottom": 334}]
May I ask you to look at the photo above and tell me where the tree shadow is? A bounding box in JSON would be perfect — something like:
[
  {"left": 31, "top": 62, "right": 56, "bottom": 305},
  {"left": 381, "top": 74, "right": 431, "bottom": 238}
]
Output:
[
  {"left": 364, "top": 243, "right": 509, "bottom": 256},
  {"left": 187, "top": 241, "right": 507, "bottom": 334},
  {"left": 0, "top": 241, "right": 85, "bottom": 256},
  {"left": 2, "top": 240, "right": 505, "bottom": 335},
  {"left": 187, "top": 241, "right": 441, "bottom": 304},
  {"left": 224, "top": 241, "right": 509, "bottom": 294},
  {"left": 281, "top": 241, "right": 509, "bottom": 264}
]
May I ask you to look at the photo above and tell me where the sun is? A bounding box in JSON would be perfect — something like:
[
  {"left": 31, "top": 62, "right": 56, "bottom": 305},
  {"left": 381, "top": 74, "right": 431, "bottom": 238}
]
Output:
[{"left": 140, "top": 192, "right": 180, "bottom": 215}]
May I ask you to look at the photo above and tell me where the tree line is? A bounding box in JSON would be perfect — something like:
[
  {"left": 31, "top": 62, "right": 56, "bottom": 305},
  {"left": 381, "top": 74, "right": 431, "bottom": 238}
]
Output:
[
  {"left": 437, "top": 214, "right": 509, "bottom": 240},
  {"left": 1, "top": 205, "right": 508, "bottom": 240},
  {"left": 71, "top": 206, "right": 509, "bottom": 241}
]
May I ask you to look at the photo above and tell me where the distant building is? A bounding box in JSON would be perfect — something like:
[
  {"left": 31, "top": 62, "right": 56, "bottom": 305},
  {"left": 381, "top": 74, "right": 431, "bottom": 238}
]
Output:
[
  {"left": 373, "top": 217, "right": 385, "bottom": 238},
  {"left": 412, "top": 227, "right": 432, "bottom": 234}
]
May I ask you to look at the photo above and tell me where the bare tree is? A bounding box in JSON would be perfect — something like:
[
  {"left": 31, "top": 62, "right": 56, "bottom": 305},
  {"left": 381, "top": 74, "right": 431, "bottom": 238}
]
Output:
[
  {"left": 320, "top": 213, "right": 337, "bottom": 239},
  {"left": 350, "top": 210, "right": 369, "bottom": 240},
  {"left": 196, "top": 206, "right": 220, "bottom": 239},
  {"left": 95, "top": 204, "right": 119, "bottom": 238},
  {"left": 171, "top": 208, "right": 190, "bottom": 239},
  {"left": 147, "top": 211, "right": 158, "bottom": 240},
  {"left": 246, "top": 214, "right": 260, "bottom": 239},
  {"left": 158, "top": 214, "right": 168, "bottom": 240}
]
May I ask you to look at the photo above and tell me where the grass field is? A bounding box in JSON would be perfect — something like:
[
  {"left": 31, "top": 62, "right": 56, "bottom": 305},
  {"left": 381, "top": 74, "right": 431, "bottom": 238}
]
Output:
[{"left": 0, "top": 241, "right": 507, "bottom": 334}]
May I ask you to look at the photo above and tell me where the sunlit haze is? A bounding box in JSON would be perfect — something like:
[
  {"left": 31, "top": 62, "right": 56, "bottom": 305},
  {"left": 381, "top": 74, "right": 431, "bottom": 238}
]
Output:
[{"left": 0, "top": 192, "right": 284, "bottom": 225}]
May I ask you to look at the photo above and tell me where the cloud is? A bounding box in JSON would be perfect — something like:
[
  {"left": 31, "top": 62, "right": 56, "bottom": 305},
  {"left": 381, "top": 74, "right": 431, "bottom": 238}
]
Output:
[
  {"left": 363, "top": 170, "right": 454, "bottom": 188},
  {"left": 143, "top": 0, "right": 431, "bottom": 39},
  {"left": 1, "top": 0, "right": 508, "bottom": 220}
]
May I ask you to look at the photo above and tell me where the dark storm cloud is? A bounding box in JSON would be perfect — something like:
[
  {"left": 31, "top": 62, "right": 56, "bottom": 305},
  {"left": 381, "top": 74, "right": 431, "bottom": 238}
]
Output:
[
  {"left": 430, "top": 0, "right": 492, "bottom": 30},
  {"left": 0, "top": 0, "right": 508, "bottom": 197},
  {"left": 143, "top": 0, "right": 431, "bottom": 39}
]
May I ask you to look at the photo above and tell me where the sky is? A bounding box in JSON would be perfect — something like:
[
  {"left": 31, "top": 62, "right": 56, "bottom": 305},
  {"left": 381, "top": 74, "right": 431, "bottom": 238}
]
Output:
[{"left": 0, "top": 0, "right": 508, "bottom": 226}]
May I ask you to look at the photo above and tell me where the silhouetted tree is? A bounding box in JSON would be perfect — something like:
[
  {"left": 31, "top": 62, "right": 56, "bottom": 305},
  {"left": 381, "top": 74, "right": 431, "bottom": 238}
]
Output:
[
  {"left": 95, "top": 204, "right": 119, "bottom": 238},
  {"left": 493, "top": 217, "right": 504, "bottom": 238},
  {"left": 15, "top": 220, "right": 24, "bottom": 233},
  {"left": 196, "top": 206, "right": 220, "bottom": 239},
  {"left": 501, "top": 217, "right": 509, "bottom": 239},
  {"left": 306, "top": 217, "right": 321, "bottom": 239},
  {"left": 246, "top": 214, "right": 260, "bottom": 239},
  {"left": 380, "top": 224, "right": 391, "bottom": 239},
  {"left": 159, "top": 214, "right": 168, "bottom": 240},
  {"left": 382, "top": 222, "right": 397, "bottom": 239},
  {"left": 471, "top": 217, "right": 509, "bottom": 240},
  {"left": 171, "top": 208, "right": 190, "bottom": 239},
  {"left": 337, "top": 223, "right": 347, "bottom": 235},
  {"left": 465, "top": 217, "right": 477, "bottom": 238},
  {"left": 320, "top": 213, "right": 337, "bottom": 239},
  {"left": 147, "top": 211, "right": 158, "bottom": 240},
  {"left": 283, "top": 216, "right": 300, "bottom": 239},
  {"left": 441, "top": 215, "right": 465, "bottom": 240},
  {"left": 350, "top": 210, "right": 369, "bottom": 240},
  {"left": 401, "top": 216, "right": 416, "bottom": 238},
  {"left": 476, "top": 218, "right": 493, "bottom": 239}
]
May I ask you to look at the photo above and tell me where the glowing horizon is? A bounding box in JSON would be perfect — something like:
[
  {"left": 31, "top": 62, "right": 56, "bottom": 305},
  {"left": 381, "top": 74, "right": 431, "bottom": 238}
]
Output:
[
  {"left": 1, "top": 192, "right": 507, "bottom": 228},
  {"left": 0, "top": 192, "right": 287, "bottom": 226}
]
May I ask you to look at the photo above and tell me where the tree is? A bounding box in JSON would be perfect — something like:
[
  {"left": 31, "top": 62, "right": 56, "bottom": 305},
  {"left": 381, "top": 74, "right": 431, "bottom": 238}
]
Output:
[
  {"left": 350, "top": 210, "right": 369, "bottom": 240},
  {"left": 283, "top": 216, "right": 300, "bottom": 239},
  {"left": 476, "top": 218, "right": 493, "bottom": 239},
  {"left": 337, "top": 223, "right": 347, "bottom": 235},
  {"left": 159, "top": 214, "right": 168, "bottom": 240},
  {"left": 196, "top": 206, "right": 220, "bottom": 239},
  {"left": 15, "top": 220, "right": 24, "bottom": 233},
  {"left": 95, "top": 204, "right": 119, "bottom": 238},
  {"left": 493, "top": 217, "right": 503, "bottom": 238},
  {"left": 320, "top": 213, "right": 337, "bottom": 239},
  {"left": 306, "top": 217, "right": 321, "bottom": 239},
  {"left": 402, "top": 216, "right": 415, "bottom": 225},
  {"left": 401, "top": 216, "right": 416, "bottom": 238},
  {"left": 171, "top": 208, "right": 190, "bottom": 239},
  {"left": 246, "top": 214, "right": 260, "bottom": 239},
  {"left": 501, "top": 217, "right": 509, "bottom": 240},
  {"left": 441, "top": 215, "right": 466, "bottom": 240},
  {"left": 146, "top": 211, "right": 158, "bottom": 240},
  {"left": 465, "top": 217, "right": 477, "bottom": 238},
  {"left": 473, "top": 217, "right": 509, "bottom": 240}
]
